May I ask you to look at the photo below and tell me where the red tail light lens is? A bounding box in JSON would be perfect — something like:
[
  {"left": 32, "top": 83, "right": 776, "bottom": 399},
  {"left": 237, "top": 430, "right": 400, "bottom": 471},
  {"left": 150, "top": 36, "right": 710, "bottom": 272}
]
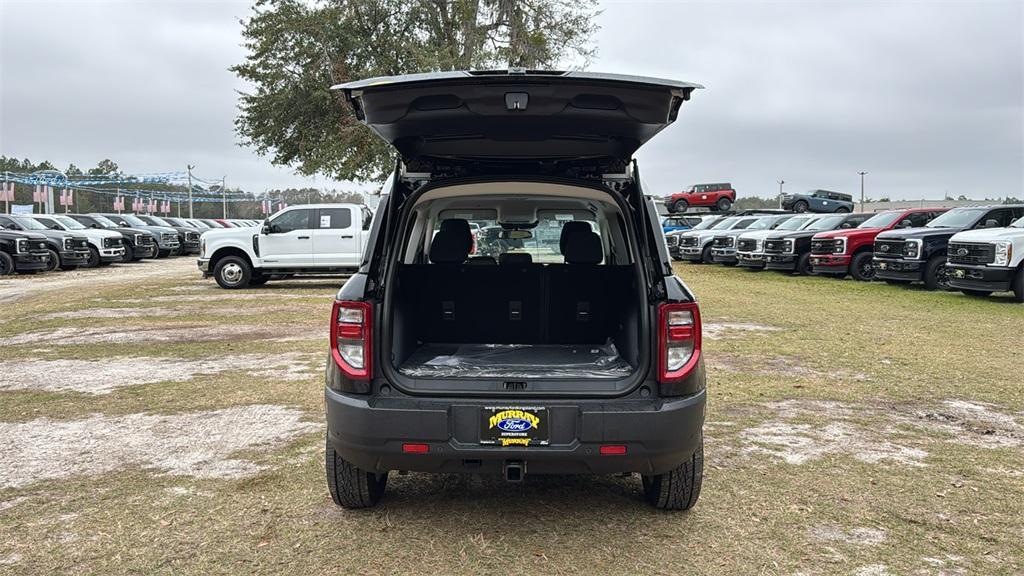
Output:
[
  {"left": 658, "top": 302, "right": 701, "bottom": 383},
  {"left": 330, "top": 300, "right": 372, "bottom": 380}
]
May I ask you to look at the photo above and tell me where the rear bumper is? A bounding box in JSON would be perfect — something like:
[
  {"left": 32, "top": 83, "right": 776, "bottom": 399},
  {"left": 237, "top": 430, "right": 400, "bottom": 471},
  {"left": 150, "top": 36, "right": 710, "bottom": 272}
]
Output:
[
  {"left": 325, "top": 387, "right": 706, "bottom": 476},
  {"left": 14, "top": 252, "right": 50, "bottom": 271},
  {"left": 764, "top": 254, "right": 797, "bottom": 270},
  {"left": 874, "top": 258, "right": 923, "bottom": 282},
  {"left": 946, "top": 264, "right": 1014, "bottom": 292}
]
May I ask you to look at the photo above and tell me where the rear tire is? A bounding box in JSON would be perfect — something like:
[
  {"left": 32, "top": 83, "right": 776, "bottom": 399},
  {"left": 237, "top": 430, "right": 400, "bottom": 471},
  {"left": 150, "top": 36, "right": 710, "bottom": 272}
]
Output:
[
  {"left": 643, "top": 436, "right": 703, "bottom": 511},
  {"left": 326, "top": 437, "right": 387, "bottom": 509},
  {"left": 796, "top": 252, "right": 813, "bottom": 275},
  {"left": 0, "top": 252, "right": 14, "bottom": 276},
  {"left": 923, "top": 255, "right": 950, "bottom": 291},
  {"left": 45, "top": 249, "right": 60, "bottom": 272},
  {"left": 793, "top": 200, "right": 809, "bottom": 213},
  {"left": 672, "top": 200, "right": 688, "bottom": 214},
  {"left": 835, "top": 207, "right": 850, "bottom": 213},
  {"left": 716, "top": 197, "right": 732, "bottom": 212},
  {"left": 850, "top": 252, "right": 876, "bottom": 281},
  {"left": 214, "top": 256, "right": 252, "bottom": 289}
]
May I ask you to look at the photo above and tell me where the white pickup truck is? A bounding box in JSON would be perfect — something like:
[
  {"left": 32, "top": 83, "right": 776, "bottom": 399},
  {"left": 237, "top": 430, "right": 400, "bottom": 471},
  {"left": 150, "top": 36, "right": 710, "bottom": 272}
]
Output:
[
  {"left": 945, "top": 216, "right": 1024, "bottom": 302},
  {"left": 198, "top": 203, "right": 373, "bottom": 288}
]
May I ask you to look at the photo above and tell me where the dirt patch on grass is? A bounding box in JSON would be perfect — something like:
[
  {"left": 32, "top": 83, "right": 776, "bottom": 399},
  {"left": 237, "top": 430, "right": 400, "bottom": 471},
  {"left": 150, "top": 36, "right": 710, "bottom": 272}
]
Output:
[
  {"left": 809, "top": 524, "right": 888, "bottom": 546},
  {"left": 108, "top": 293, "right": 323, "bottom": 304},
  {"left": 703, "top": 321, "right": 782, "bottom": 340},
  {"left": 0, "top": 404, "right": 319, "bottom": 489},
  {"left": 0, "top": 353, "right": 320, "bottom": 395},
  {"left": 911, "top": 400, "right": 1024, "bottom": 449},
  {"left": 0, "top": 323, "right": 321, "bottom": 346},
  {"left": 740, "top": 420, "right": 928, "bottom": 466},
  {"left": 0, "top": 259, "right": 190, "bottom": 304},
  {"left": 39, "top": 304, "right": 316, "bottom": 320},
  {"left": 708, "top": 354, "right": 870, "bottom": 381}
]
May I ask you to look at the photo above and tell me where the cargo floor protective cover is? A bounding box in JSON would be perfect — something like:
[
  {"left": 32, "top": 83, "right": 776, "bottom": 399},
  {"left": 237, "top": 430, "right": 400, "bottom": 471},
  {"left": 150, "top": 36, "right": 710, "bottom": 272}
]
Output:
[{"left": 398, "top": 341, "right": 633, "bottom": 379}]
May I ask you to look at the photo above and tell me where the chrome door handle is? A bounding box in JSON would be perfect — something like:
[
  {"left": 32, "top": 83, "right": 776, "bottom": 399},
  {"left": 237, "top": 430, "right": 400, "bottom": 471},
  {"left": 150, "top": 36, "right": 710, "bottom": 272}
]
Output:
[
  {"left": 341, "top": 235, "right": 354, "bottom": 239},
  {"left": 297, "top": 236, "right": 310, "bottom": 239}
]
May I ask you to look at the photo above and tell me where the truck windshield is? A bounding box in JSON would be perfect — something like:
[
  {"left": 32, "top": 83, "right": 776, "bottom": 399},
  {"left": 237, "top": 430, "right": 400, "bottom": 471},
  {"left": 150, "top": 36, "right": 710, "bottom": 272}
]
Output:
[
  {"left": 118, "top": 214, "right": 148, "bottom": 226},
  {"left": 858, "top": 212, "right": 902, "bottom": 229},
  {"left": 806, "top": 215, "right": 846, "bottom": 231},
  {"left": 91, "top": 215, "right": 119, "bottom": 228},
  {"left": 146, "top": 215, "right": 173, "bottom": 226},
  {"left": 775, "top": 216, "right": 816, "bottom": 231},
  {"left": 690, "top": 218, "right": 721, "bottom": 231},
  {"left": 926, "top": 208, "right": 986, "bottom": 228},
  {"left": 710, "top": 217, "right": 738, "bottom": 230},
  {"left": 54, "top": 216, "right": 87, "bottom": 230},
  {"left": 746, "top": 216, "right": 785, "bottom": 230},
  {"left": 13, "top": 217, "right": 47, "bottom": 230},
  {"left": 1011, "top": 217, "right": 1024, "bottom": 228}
]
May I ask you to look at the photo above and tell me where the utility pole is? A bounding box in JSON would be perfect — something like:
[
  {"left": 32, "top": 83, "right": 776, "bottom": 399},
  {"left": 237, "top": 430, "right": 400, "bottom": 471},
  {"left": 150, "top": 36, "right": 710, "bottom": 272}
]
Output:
[
  {"left": 187, "top": 164, "right": 195, "bottom": 218},
  {"left": 777, "top": 179, "right": 785, "bottom": 206},
  {"left": 858, "top": 171, "right": 868, "bottom": 212},
  {"left": 221, "top": 176, "right": 227, "bottom": 219}
]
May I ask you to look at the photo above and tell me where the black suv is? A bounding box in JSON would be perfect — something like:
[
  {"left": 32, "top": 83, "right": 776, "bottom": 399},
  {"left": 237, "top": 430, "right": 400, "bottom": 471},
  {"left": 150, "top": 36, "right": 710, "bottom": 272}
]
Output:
[
  {"left": 136, "top": 215, "right": 201, "bottom": 255},
  {"left": 0, "top": 224, "right": 51, "bottom": 275},
  {"left": 0, "top": 215, "right": 90, "bottom": 271},
  {"left": 873, "top": 205, "right": 1024, "bottom": 290},
  {"left": 324, "top": 71, "right": 706, "bottom": 511},
  {"left": 763, "top": 213, "right": 870, "bottom": 274}
]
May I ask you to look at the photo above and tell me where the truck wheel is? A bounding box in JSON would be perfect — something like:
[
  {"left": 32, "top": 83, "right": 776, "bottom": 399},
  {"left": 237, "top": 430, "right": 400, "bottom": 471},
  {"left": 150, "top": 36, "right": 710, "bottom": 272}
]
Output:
[
  {"left": 796, "top": 252, "right": 813, "bottom": 275},
  {"left": 45, "top": 249, "right": 60, "bottom": 272},
  {"left": 122, "top": 244, "right": 134, "bottom": 262},
  {"left": 85, "top": 247, "right": 101, "bottom": 268},
  {"left": 326, "top": 437, "right": 387, "bottom": 509},
  {"left": 700, "top": 244, "right": 714, "bottom": 264},
  {"left": 793, "top": 200, "right": 809, "bottom": 213},
  {"left": 716, "top": 197, "right": 732, "bottom": 212},
  {"left": 672, "top": 200, "right": 688, "bottom": 214},
  {"left": 835, "top": 207, "right": 850, "bottom": 213},
  {"left": 850, "top": 252, "right": 875, "bottom": 281},
  {"left": 214, "top": 256, "right": 252, "bottom": 289},
  {"left": 642, "top": 436, "right": 703, "bottom": 511},
  {"left": 1011, "top": 266, "right": 1023, "bottom": 303},
  {"left": 0, "top": 252, "right": 13, "bottom": 276},
  {"left": 923, "top": 255, "right": 950, "bottom": 291},
  {"left": 960, "top": 289, "right": 991, "bottom": 297}
]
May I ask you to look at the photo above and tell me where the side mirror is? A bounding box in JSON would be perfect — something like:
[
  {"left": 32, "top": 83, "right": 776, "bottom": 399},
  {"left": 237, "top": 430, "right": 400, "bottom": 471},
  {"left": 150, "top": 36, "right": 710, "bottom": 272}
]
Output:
[
  {"left": 262, "top": 219, "right": 272, "bottom": 234},
  {"left": 119, "top": 222, "right": 129, "bottom": 228},
  {"left": 983, "top": 219, "right": 1000, "bottom": 229}
]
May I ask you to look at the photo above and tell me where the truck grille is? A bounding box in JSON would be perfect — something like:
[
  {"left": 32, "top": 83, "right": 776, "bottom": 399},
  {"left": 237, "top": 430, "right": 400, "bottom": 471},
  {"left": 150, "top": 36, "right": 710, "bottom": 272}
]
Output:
[
  {"left": 811, "top": 239, "right": 837, "bottom": 254},
  {"left": 764, "top": 239, "right": 786, "bottom": 254},
  {"left": 103, "top": 237, "right": 121, "bottom": 248},
  {"left": 874, "top": 239, "right": 905, "bottom": 258},
  {"left": 74, "top": 238, "right": 88, "bottom": 249},
  {"left": 713, "top": 236, "right": 734, "bottom": 248},
  {"left": 736, "top": 238, "right": 757, "bottom": 252},
  {"left": 679, "top": 236, "right": 698, "bottom": 248},
  {"left": 139, "top": 235, "right": 155, "bottom": 245},
  {"left": 185, "top": 231, "right": 199, "bottom": 242},
  {"left": 947, "top": 242, "right": 995, "bottom": 265},
  {"left": 161, "top": 232, "right": 177, "bottom": 243}
]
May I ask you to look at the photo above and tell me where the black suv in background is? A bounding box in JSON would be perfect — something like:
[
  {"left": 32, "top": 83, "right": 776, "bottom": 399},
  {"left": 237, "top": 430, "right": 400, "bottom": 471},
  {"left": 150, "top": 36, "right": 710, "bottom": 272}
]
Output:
[
  {"left": 0, "top": 215, "right": 90, "bottom": 271},
  {"left": 324, "top": 71, "right": 706, "bottom": 511},
  {"left": 763, "top": 213, "right": 870, "bottom": 275},
  {"left": 68, "top": 214, "right": 158, "bottom": 261},
  {"left": 873, "top": 205, "right": 1024, "bottom": 290},
  {"left": 0, "top": 224, "right": 51, "bottom": 275},
  {"left": 136, "top": 215, "right": 201, "bottom": 255}
]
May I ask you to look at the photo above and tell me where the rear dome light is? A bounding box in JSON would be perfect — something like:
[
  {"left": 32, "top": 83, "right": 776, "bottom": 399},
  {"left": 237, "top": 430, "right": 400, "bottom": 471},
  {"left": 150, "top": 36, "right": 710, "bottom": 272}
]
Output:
[
  {"left": 331, "top": 300, "right": 372, "bottom": 380},
  {"left": 658, "top": 302, "right": 701, "bottom": 383}
]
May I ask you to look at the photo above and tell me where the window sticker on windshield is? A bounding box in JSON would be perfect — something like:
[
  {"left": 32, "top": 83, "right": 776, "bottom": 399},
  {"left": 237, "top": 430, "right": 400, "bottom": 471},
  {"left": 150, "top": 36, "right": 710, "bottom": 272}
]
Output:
[
  {"left": 555, "top": 214, "right": 574, "bottom": 221},
  {"left": 320, "top": 215, "right": 331, "bottom": 228}
]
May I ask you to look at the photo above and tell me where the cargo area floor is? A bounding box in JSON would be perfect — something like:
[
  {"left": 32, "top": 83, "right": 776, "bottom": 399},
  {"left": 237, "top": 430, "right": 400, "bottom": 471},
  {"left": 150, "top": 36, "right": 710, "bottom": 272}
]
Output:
[{"left": 397, "top": 342, "right": 633, "bottom": 379}]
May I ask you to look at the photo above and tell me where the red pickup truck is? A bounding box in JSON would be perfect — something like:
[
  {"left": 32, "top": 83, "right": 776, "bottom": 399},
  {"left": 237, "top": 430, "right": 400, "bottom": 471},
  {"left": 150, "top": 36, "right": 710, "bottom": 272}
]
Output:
[
  {"left": 809, "top": 208, "right": 947, "bottom": 281},
  {"left": 666, "top": 183, "right": 736, "bottom": 213}
]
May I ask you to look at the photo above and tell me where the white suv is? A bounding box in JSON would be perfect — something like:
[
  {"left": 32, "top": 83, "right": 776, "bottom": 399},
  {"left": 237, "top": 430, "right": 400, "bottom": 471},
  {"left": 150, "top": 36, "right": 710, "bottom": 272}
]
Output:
[
  {"left": 946, "top": 216, "right": 1024, "bottom": 302},
  {"left": 198, "top": 203, "right": 372, "bottom": 288}
]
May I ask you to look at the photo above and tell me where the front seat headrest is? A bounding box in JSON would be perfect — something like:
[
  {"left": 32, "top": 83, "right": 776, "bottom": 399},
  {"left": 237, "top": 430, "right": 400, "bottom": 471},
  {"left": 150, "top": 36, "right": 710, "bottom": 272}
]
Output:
[
  {"left": 499, "top": 252, "right": 533, "bottom": 265},
  {"left": 430, "top": 218, "right": 472, "bottom": 264},
  {"left": 559, "top": 221, "right": 593, "bottom": 254},
  {"left": 561, "top": 224, "right": 602, "bottom": 265}
]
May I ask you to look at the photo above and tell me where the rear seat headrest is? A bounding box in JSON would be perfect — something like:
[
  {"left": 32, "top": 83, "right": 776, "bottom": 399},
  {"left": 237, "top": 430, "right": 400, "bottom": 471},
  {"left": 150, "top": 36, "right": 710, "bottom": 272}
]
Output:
[
  {"left": 430, "top": 218, "right": 473, "bottom": 264},
  {"left": 561, "top": 222, "right": 602, "bottom": 264},
  {"left": 499, "top": 252, "right": 533, "bottom": 265},
  {"left": 466, "top": 256, "right": 497, "bottom": 265}
]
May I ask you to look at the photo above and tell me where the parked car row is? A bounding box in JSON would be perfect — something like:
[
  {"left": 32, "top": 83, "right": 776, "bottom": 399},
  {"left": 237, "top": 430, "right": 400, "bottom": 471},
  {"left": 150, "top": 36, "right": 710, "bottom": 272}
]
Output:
[
  {"left": 666, "top": 204, "right": 1024, "bottom": 302},
  {"left": 0, "top": 213, "right": 259, "bottom": 275}
]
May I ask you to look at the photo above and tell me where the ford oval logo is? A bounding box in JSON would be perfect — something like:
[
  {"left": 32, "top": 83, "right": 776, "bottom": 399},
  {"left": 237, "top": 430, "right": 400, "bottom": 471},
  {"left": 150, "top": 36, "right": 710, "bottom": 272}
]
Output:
[
  {"left": 496, "top": 418, "right": 533, "bottom": 432},
  {"left": 956, "top": 248, "right": 968, "bottom": 256},
  {"left": 880, "top": 245, "right": 890, "bottom": 252}
]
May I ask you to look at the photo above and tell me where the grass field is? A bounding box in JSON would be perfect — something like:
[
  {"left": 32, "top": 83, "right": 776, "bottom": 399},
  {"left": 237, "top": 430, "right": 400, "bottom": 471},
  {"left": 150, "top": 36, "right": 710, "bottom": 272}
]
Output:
[{"left": 1, "top": 258, "right": 1022, "bottom": 575}]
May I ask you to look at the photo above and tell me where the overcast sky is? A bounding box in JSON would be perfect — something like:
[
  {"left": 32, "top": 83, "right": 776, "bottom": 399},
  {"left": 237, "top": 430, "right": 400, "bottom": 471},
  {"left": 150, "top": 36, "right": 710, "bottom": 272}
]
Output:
[{"left": 1, "top": 0, "right": 1021, "bottom": 200}]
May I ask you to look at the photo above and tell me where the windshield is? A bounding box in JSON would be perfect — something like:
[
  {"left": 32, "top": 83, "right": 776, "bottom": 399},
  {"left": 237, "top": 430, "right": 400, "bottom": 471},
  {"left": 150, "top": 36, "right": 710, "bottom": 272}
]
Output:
[
  {"left": 858, "top": 211, "right": 902, "bottom": 229},
  {"left": 730, "top": 218, "right": 758, "bottom": 230},
  {"left": 691, "top": 218, "right": 720, "bottom": 231},
  {"left": 91, "top": 215, "right": 118, "bottom": 228},
  {"left": 54, "top": 215, "right": 86, "bottom": 230},
  {"left": 1012, "top": 217, "right": 1024, "bottom": 228},
  {"left": 775, "top": 216, "right": 815, "bottom": 231},
  {"left": 806, "top": 215, "right": 847, "bottom": 231},
  {"left": 926, "top": 208, "right": 986, "bottom": 228},
  {"left": 710, "top": 217, "right": 738, "bottom": 230},
  {"left": 118, "top": 214, "right": 148, "bottom": 226},
  {"left": 145, "top": 215, "right": 172, "bottom": 226},
  {"left": 13, "top": 217, "right": 47, "bottom": 230},
  {"left": 746, "top": 216, "right": 785, "bottom": 231},
  {"left": 189, "top": 220, "right": 210, "bottom": 229}
]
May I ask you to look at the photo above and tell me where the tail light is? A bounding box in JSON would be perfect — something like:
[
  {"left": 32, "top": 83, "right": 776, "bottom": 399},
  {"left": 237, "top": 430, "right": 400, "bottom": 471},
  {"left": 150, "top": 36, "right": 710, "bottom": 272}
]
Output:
[
  {"left": 658, "top": 302, "right": 701, "bottom": 383},
  {"left": 330, "top": 300, "right": 372, "bottom": 380}
]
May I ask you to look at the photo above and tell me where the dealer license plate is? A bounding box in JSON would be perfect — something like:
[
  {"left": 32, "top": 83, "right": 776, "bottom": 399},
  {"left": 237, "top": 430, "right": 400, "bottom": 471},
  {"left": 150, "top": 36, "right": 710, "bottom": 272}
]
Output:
[{"left": 480, "top": 407, "right": 549, "bottom": 447}]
